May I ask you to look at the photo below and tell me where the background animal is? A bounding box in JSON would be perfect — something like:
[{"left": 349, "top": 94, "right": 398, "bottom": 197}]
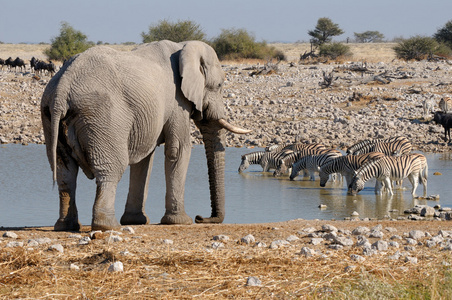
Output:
[
  {"left": 439, "top": 96, "right": 452, "bottom": 113},
  {"left": 433, "top": 111, "right": 452, "bottom": 142}
]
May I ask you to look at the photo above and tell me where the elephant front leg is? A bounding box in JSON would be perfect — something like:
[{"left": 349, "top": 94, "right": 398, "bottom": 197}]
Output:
[
  {"left": 120, "top": 153, "right": 154, "bottom": 225},
  {"left": 160, "top": 143, "right": 193, "bottom": 225},
  {"left": 54, "top": 155, "right": 81, "bottom": 231},
  {"left": 92, "top": 181, "right": 121, "bottom": 231}
]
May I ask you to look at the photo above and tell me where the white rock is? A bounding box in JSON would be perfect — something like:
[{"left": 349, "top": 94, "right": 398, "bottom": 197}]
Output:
[
  {"left": 48, "top": 244, "right": 64, "bottom": 253},
  {"left": 108, "top": 261, "right": 124, "bottom": 272},
  {"left": 3, "top": 231, "right": 18, "bottom": 239},
  {"left": 246, "top": 276, "right": 262, "bottom": 286},
  {"left": 241, "top": 234, "right": 255, "bottom": 244},
  {"left": 122, "top": 226, "right": 135, "bottom": 234}
]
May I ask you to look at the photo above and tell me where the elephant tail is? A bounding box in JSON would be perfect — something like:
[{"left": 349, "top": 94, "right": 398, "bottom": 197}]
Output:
[
  {"left": 50, "top": 109, "right": 61, "bottom": 184},
  {"left": 49, "top": 97, "right": 68, "bottom": 185}
]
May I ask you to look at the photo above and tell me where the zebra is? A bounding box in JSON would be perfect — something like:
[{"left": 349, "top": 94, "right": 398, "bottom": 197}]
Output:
[
  {"left": 347, "top": 136, "right": 412, "bottom": 156},
  {"left": 423, "top": 94, "right": 435, "bottom": 117},
  {"left": 349, "top": 153, "right": 428, "bottom": 197},
  {"left": 289, "top": 149, "right": 343, "bottom": 181},
  {"left": 439, "top": 96, "right": 452, "bottom": 113},
  {"left": 260, "top": 149, "right": 294, "bottom": 172},
  {"left": 273, "top": 147, "right": 326, "bottom": 177},
  {"left": 319, "top": 151, "right": 386, "bottom": 188},
  {"left": 238, "top": 150, "right": 266, "bottom": 173},
  {"left": 265, "top": 142, "right": 326, "bottom": 153}
]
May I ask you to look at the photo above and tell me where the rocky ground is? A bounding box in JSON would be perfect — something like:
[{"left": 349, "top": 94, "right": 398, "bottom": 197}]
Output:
[
  {"left": 1, "top": 219, "right": 452, "bottom": 298},
  {"left": 1, "top": 54, "right": 451, "bottom": 153}
]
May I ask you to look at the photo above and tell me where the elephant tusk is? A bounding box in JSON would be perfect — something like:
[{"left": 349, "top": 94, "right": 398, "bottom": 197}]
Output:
[{"left": 218, "top": 119, "right": 252, "bottom": 134}]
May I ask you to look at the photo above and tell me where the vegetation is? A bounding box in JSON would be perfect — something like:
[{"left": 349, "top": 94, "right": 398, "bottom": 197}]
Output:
[
  {"left": 434, "top": 20, "right": 452, "bottom": 48},
  {"left": 141, "top": 19, "right": 206, "bottom": 43},
  {"left": 354, "top": 31, "right": 385, "bottom": 43},
  {"left": 393, "top": 35, "right": 449, "bottom": 60},
  {"left": 319, "top": 42, "right": 352, "bottom": 59},
  {"left": 308, "top": 17, "right": 344, "bottom": 47},
  {"left": 44, "top": 22, "right": 93, "bottom": 61},
  {"left": 210, "top": 28, "right": 285, "bottom": 61}
]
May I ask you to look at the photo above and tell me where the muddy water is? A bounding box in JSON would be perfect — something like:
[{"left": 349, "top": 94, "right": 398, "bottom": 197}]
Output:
[{"left": 1, "top": 144, "right": 451, "bottom": 227}]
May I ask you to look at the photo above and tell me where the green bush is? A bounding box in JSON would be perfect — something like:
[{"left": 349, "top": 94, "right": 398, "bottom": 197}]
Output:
[
  {"left": 141, "top": 19, "right": 206, "bottom": 43},
  {"left": 44, "top": 22, "right": 93, "bottom": 61},
  {"left": 210, "top": 28, "right": 285, "bottom": 61},
  {"left": 319, "top": 42, "right": 352, "bottom": 59},
  {"left": 393, "top": 36, "right": 440, "bottom": 61},
  {"left": 434, "top": 20, "right": 452, "bottom": 48}
]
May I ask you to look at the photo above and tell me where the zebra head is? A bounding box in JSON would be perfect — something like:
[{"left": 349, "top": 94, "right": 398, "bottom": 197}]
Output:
[
  {"left": 238, "top": 156, "right": 249, "bottom": 173},
  {"left": 319, "top": 170, "right": 329, "bottom": 187},
  {"left": 349, "top": 177, "right": 365, "bottom": 195}
]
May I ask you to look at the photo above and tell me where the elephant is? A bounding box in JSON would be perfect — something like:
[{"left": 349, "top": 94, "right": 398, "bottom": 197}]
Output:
[{"left": 41, "top": 40, "right": 250, "bottom": 231}]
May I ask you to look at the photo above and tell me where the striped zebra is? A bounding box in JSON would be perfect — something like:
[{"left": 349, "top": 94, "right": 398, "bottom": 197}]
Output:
[
  {"left": 347, "top": 136, "right": 412, "bottom": 156},
  {"left": 439, "top": 96, "right": 452, "bottom": 113},
  {"left": 238, "top": 151, "right": 266, "bottom": 173},
  {"left": 265, "top": 142, "right": 326, "bottom": 153},
  {"left": 319, "top": 152, "right": 385, "bottom": 187},
  {"left": 289, "top": 149, "right": 343, "bottom": 181},
  {"left": 260, "top": 149, "right": 294, "bottom": 172},
  {"left": 273, "top": 147, "right": 327, "bottom": 177},
  {"left": 349, "top": 153, "right": 428, "bottom": 197}
]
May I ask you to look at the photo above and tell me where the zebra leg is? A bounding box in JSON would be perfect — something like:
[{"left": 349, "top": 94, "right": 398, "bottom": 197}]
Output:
[
  {"left": 408, "top": 173, "right": 419, "bottom": 197},
  {"left": 382, "top": 178, "right": 393, "bottom": 196}
]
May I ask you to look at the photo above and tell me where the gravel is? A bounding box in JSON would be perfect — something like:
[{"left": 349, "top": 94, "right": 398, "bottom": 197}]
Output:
[{"left": 1, "top": 58, "right": 451, "bottom": 153}]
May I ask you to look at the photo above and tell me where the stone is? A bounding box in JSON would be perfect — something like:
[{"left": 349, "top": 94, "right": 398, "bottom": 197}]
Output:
[
  {"left": 108, "top": 261, "right": 124, "bottom": 272},
  {"left": 404, "top": 256, "right": 418, "bottom": 264},
  {"left": 241, "top": 234, "right": 255, "bottom": 245},
  {"left": 213, "top": 235, "right": 230, "bottom": 242},
  {"left": 3, "top": 231, "right": 18, "bottom": 239},
  {"left": 78, "top": 236, "right": 91, "bottom": 245},
  {"left": 311, "top": 238, "right": 324, "bottom": 245},
  {"left": 332, "top": 236, "right": 354, "bottom": 247},
  {"left": 211, "top": 242, "right": 225, "bottom": 249},
  {"left": 300, "top": 247, "right": 317, "bottom": 257},
  {"left": 286, "top": 235, "right": 300, "bottom": 242},
  {"left": 121, "top": 226, "right": 135, "bottom": 234},
  {"left": 322, "top": 224, "right": 338, "bottom": 232},
  {"left": 246, "top": 276, "right": 262, "bottom": 287},
  {"left": 48, "top": 244, "right": 64, "bottom": 253},
  {"left": 350, "top": 254, "right": 365, "bottom": 262},
  {"left": 409, "top": 230, "right": 425, "bottom": 240},
  {"left": 372, "top": 240, "right": 388, "bottom": 251},
  {"left": 269, "top": 240, "right": 290, "bottom": 249},
  {"left": 420, "top": 206, "right": 436, "bottom": 217},
  {"left": 352, "top": 226, "right": 370, "bottom": 235}
]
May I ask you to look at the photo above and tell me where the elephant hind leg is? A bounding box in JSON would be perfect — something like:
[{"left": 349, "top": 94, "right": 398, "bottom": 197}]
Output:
[
  {"left": 54, "top": 152, "right": 81, "bottom": 231},
  {"left": 91, "top": 180, "right": 122, "bottom": 231},
  {"left": 120, "top": 152, "right": 154, "bottom": 225}
]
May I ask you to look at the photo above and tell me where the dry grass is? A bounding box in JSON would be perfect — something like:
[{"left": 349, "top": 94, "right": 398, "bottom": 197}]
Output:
[{"left": 1, "top": 220, "right": 452, "bottom": 298}]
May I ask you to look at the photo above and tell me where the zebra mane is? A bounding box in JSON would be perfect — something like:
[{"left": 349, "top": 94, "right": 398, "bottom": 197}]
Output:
[{"left": 241, "top": 151, "right": 265, "bottom": 163}]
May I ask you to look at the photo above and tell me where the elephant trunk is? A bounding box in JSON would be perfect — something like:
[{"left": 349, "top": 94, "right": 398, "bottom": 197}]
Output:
[{"left": 195, "top": 120, "right": 226, "bottom": 223}]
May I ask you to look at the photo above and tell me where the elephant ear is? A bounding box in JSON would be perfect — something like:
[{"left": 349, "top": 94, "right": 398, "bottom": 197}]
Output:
[{"left": 180, "top": 42, "right": 207, "bottom": 120}]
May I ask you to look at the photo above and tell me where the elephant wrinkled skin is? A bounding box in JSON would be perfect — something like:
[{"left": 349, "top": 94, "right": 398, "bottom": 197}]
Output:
[{"left": 41, "top": 40, "right": 250, "bottom": 231}]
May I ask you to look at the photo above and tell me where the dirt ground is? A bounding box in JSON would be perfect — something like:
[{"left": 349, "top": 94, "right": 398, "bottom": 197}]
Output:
[{"left": 1, "top": 218, "right": 452, "bottom": 298}]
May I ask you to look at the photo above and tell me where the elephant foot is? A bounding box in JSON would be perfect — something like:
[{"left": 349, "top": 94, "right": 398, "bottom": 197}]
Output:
[
  {"left": 54, "top": 218, "right": 81, "bottom": 232},
  {"left": 160, "top": 212, "right": 193, "bottom": 225},
  {"left": 120, "top": 212, "right": 150, "bottom": 225},
  {"left": 91, "top": 214, "right": 121, "bottom": 231},
  {"left": 195, "top": 215, "right": 224, "bottom": 224}
]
